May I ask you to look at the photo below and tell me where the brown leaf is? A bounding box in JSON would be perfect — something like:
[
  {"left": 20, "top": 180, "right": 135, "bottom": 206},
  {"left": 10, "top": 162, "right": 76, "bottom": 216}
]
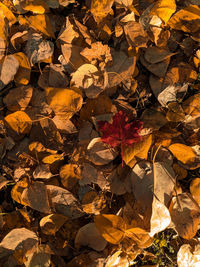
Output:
[
  {"left": 33, "top": 164, "right": 53, "bottom": 180},
  {"left": 90, "top": 0, "right": 114, "bottom": 24},
  {"left": 0, "top": 55, "right": 19, "bottom": 89},
  {"left": 170, "top": 193, "right": 200, "bottom": 239},
  {"left": 40, "top": 214, "right": 68, "bottom": 235},
  {"left": 0, "top": 228, "right": 38, "bottom": 259},
  {"left": 75, "top": 223, "right": 107, "bottom": 251},
  {"left": 3, "top": 85, "right": 33, "bottom": 112},
  {"left": 13, "top": 52, "right": 31, "bottom": 85},
  {"left": 144, "top": 47, "right": 175, "bottom": 64},
  {"left": 21, "top": 181, "right": 51, "bottom": 213},
  {"left": 87, "top": 137, "right": 118, "bottom": 165},
  {"left": 46, "top": 185, "right": 84, "bottom": 219},
  {"left": 59, "top": 164, "right": 81, "bottom": 191},
  {"left": 82, "top": 191, "right": 106, "bottom": 214}
]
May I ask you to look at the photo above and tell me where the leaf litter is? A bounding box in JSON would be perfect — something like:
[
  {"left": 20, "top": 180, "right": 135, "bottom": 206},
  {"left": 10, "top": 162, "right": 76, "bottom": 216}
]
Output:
[{"left": 0, "top": 0, "right": 200, "bottom": 266}]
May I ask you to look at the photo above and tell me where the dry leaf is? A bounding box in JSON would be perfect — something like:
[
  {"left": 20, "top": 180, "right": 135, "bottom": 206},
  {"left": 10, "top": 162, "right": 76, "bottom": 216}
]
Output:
[
  {"left": 94, "top": 214, "right": 126, "bottom": 244},
  {"left": 124, "top": 21, "right": 149, "bottom": 48},
  {"left": 33, "top": 164, "right": 53, "bottom": 179},
  {"left": 21, "top": 181, "right": 51, "bottom": 213},
  {"left": 0, "top": 14, "right": 7, "bottom": 60},
  {"left": 40, "top": 214, "right": 68, "bottom": 235},
  {"left": 24, "top": 251, "right": 51, "bottom": 267},
  {"left": 46, "top": 185, "right": 84, "bottom": 219},
  {"left": 105, "top": 251, "right": 129, "bottom": 267},
  {"left": 105, "top": 50, "right": 136, "bottom": 88},
  {"left": 177, "top": 243, "right": 200, "bottom": 267},
  {"left": 190, "top": 178, "right": 200, "bottom": 206},
  {"left": 168, "top": 5, "right": 200, "bottom": 33},
  {"left": 168, "top": 143, "right": 197, "bottom": 165},
  {"left": 71, "top": 64, "right": 106, "bottom": 98},
  {"left": 59, "top": 164, "right": 81, "bottom": 191},
  {"left": 21, "top": 0, "right": 50, "bottom": 14},
  {"left": 75, "top": 223, "right": 107, "bottom": 251},
  {"left": 0, "top": 2, "right": 16, "bottom": 25},
  {"left": 45, "top": 87, "right": 82, "bottom": 120},
  {"left": 150, "top": 0, "right": 176, "bottom": 24},
  {"left": 122, "top": 134, "right": 152, "bottom": 168},
  {"left": 0, "top": 228, "right": 38, "bottom": 259},
  {"left": 19, "top": 14, "right": 55, "bottom": 38},
  {"left": 170, "top": 193, "right": 200, "bottom": 239},
  {"left": 3, "top": 85, "right": 33, "bottom": 111},
  {"left": 0, "top": 55, "right": 19, "bottom": 89},
  {"left": 87, "top": 137, "right": 118, "bottom": 165},
  {"left": 144, "top": 47, "right": 174, "bottom": 64},
  {"left": 13, "top": 52, "right": 31, "bottom": 85},
  {"left": 82, "top": 191, "right": 106, "bottom": 214},
  {"left": 4, "top": 111, "right": 32, "bottom": 136},
  {"left": 90, "top": 0, "right": 114, "bottom": 24}
]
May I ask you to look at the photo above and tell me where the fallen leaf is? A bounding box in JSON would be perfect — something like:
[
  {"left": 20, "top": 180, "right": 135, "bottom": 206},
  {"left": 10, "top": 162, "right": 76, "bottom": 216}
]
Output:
[
  {"left": 3, "top": 85, "right": 33, "bottom": 111},
  {"left": 71, "top": 64, "right": 106, "bottom": 98},
  {"left": 190, "top": 178, "right": 200, "bottom": 206},
  {"left": 40, "top": 214, "right": 68, "bottom": 235},
  {"left": 0, "top": 228, "right": 38, "bottom": 259},
  {"left": 177, "top": 243, "right": 200, "bottom": 267},
  {"left": 4, "top": 111, "right": 32, "bottom": 136},
  {"left": 0, "top": 13, "right": 7, "bottom": 60},
  {"left": 13, "top": 52, "right": 31, "bottom": 85},
  {"left": 90, "top": 0, "right": 114, "bottom": 24},
  {"left": 170, "top": 193, "right": 200, "bottom": 239},
  {"left": 59, "top": 164, "right": 81, "bottom": 191},
  {"left": 45, "top": 87, "right": 82, "bottom": 120},
  {"left": 75, "top": 223, "right": 107, "bottom": 251},
  {"left": 150, "top": 0, "right": 176, "bottom": 24},
  {"left": 33, "top": 164, "right": 53, "bottom": 179},
  {"left": 94, "top": 214, "right": 126, "bottom": 244},
  {"left": 19, "top": 14, "right": 55, "bottom": 38},
  {"left": 168, "top": 143, "right": 197, "bottom": 165},
  {"left": 21, "top": 0, "right": 50, "bottom": 14},
  {"left": 0, "top": 2, "right": 16, "bottom": 25},
  {"left": 168, "top": 5, "right": 200, "bottom": 33},
  {"left": 144, "top": 46, "right": 175, "bottom": 64},
  {"left": 46, "top": 185, "right": 84, "bottom": 219},
  {"left": 87, "top": 137, "right": 118, "bottom": 165},
  {"left": 24, "top": 251, "right": 51, "bottom": 267},
  {"left": 122, "top": 134, "right": 152, "bottom": 168},
  {"left": 0, "top": 55, "right": 19, "bottom": 90},
  {"left": 21, "top": 181, "right": 51, "bottom": 213},
  {"left": 82, "top": 191, "right": 106, "bottom": 214},
  {"left": 105, "top": 251, "right": 129, "bottom": 267}
]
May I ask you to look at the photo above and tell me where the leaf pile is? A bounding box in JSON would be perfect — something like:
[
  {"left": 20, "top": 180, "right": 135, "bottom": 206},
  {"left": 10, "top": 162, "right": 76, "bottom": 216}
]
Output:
[{"left": 0, "top": 0, "right": 200, "bottom": 266}]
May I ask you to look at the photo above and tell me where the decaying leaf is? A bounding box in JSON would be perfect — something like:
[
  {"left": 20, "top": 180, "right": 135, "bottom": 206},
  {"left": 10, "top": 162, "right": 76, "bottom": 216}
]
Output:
[
  {"left": 40, "top": 214, "right": 68, "bottom": 235},
  {"left": 190, "top": 178, "right": 200, "bottom": 206},
  {"left": 90, "top": 0, "right": 114, "bottom": 23},
  {"left": 177, "top": 243, "right": 200, "bottom": 267}
]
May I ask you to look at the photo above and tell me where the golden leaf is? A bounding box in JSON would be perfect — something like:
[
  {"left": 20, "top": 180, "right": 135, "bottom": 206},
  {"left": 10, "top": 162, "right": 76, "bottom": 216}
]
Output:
[
  {"left": 4, "top": 111, "right": 32, "bottom": 135},
  {"left": 168, "top": 5, "right": 200, "bottom": 33},
  {"left": 94, "top": 214, "right": 126, "bottom": 244},
  {"left": 45, "top": 87, "right": 83, "bottom": 120},
  {"left": 0, "top": 2, "right": 16, "bottom": 25},
  {"left": 19, "top": 14, "right": 55, "bottom": 38},
  {"left": 150, "top": 0, "right": 176, "bottom": 24},
  {"left": 122, "top": 134, "right": 152, "bottom": 168},
  {"left": 91, "top": 0, "right": 114, "bottom": 23},
  {"left": 13, "top": 52, "right": 31, "bottom": 85},
  {"left": 59, "top": 164, "right": 81, "bottom": 191},
  {"left": 11, "top": 178, "right": 29, "bottom": 205},
  {"left": 40, "top": 214, "right": 68, "bottom": 235},
  {"left": 190, "top": 178, "right": 200, "bottom": 206},
  {"left": 21, "top": 0, "right": 49, "bottom": 14},
  {"left": 168, "top": 143, "right": 196, "bottom": 165}
]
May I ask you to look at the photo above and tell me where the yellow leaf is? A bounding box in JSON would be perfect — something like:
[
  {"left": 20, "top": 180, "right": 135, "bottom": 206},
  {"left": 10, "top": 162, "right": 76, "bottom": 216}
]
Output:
[
  {"left": 125, "top": 227, "right": 153, "bottom": 248},
  {"left": 0, "top": 2, "right": 16, "bottom": 25},
  {"left": 190, "top": 178, "right": 200, "bottom": 206},
  {"left": 168, "top": 5, "right": 200, "bottom": 33},
  {"left": 13, "top": 52, "right": 31, "bottom": 85},
  {"left": 94, "top": 214, "right": 126, "bottom": 244},
  {"left": 21, "top": 0, "right": 49, "bottom": 14},
  {"left": 150, "top": 0, "right": 176, "bottom": 24},
  {"left": 122, "top": 134, "right": 152, "bottom": 168},
  {"left": 182, "top": 93, "right": 200, "bottom": 117},
  {"left": 19, "top": 14, "right": 55, "bottom": 38},
  {"left": 168, "top": 143, "right": 196, "bottom": 165},
  {"left": 4, "top": 111, "right": 32, "bottom": 135},
  {"left": 45, "top": 87, "right": 83, "bottom": 120}
]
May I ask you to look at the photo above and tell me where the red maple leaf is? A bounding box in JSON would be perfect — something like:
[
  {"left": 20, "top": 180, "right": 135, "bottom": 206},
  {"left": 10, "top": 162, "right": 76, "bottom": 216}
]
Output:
[{"left": 98, "top": 111, "right": 143, "bottom": 163}]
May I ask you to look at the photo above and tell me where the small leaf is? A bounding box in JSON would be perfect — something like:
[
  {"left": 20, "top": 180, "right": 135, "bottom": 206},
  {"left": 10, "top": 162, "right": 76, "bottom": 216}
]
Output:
[{"left": 168, "top": 143, "right": 197, "bottom": 165}]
